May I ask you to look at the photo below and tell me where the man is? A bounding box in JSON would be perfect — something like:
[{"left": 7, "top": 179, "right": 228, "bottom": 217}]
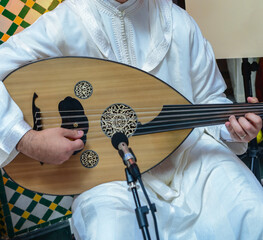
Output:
[{"left": 0, "top": 0, "right": 262, "bottom": 239}]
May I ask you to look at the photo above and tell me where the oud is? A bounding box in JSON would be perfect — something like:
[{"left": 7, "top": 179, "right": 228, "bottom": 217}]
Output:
[{"left": 3, "top": 57, "right": 262, "bottom": 195}]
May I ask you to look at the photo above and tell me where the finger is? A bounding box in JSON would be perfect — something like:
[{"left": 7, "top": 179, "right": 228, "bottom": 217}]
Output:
[
  {"left": 237, "top": 116, "right": 257, "bottom": 138},
  {"left": 70, "top": 139, "right": 85, "bottom": 151},
  {"left": 228, "top": 115, "right": 246, "bottom": 136},
  {"left": 62, "top": 128, "right": 84, "bottom": 139},
  {"left": 245, "top": 113, "right": 263, "bottom": 131},
  {"left": 247, "top": 97, "right": 259, "bottom": 103},
  {"left": 225, "top": 121, "right": 242, "bottom": 141},
  {"left": 228, "top": 115, "right": 249, "bottom": 141}
]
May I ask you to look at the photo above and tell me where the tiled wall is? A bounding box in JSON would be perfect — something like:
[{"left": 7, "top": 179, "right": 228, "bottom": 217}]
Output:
[{"left": 0, "top": 1, "right": 75, "bottom": 239}]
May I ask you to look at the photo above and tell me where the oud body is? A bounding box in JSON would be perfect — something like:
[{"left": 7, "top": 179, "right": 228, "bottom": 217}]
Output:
[{"left": 3, "top": 57, "right": 192, "bottom": 195}]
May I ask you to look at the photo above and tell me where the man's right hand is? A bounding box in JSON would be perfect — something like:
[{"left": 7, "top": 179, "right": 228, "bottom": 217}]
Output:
[{"left": 16, "top": 128, "right": 84, "bottom": 164}]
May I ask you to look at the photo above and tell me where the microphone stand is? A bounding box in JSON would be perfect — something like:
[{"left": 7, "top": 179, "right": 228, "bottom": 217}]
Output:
[
  {"left": 111, "top": 132, "right": 159, "bottom": 239},
  {"left": 125, "top": 168, "right": 151, "bottom": 240}
]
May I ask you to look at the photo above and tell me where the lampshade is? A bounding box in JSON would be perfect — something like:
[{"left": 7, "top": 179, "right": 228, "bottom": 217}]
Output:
[{"left": 185, "top": 0, "right": 263, "bottom": 59}]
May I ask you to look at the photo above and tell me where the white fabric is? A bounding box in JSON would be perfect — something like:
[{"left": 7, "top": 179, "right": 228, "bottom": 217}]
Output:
[
  {"left": 72, "top": 134, "right": 263, "bottom": 240},
  {"left": 0, "top": 0, "right": 262, "bottom": 239},
  {"left": 0, "top": 0, "right": 246, "bottom": 167}
]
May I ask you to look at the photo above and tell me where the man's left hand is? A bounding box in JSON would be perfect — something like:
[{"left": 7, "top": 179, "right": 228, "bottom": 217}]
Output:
[{"left": 225, "top": 97, "right": 262, "bottom": 142}]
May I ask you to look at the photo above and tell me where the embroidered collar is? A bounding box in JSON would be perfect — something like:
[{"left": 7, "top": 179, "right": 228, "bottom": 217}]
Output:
[{"left": 66, "top": 0, "right": 173, "bottom": 72}]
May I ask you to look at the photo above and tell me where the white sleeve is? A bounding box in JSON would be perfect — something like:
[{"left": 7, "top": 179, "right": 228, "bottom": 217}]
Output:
[
  {"left": 188, "top": 16, "right": 247, "bottom": 155},
  {"left": 0, "top": 6, "right": 64, "bottom": 167}
]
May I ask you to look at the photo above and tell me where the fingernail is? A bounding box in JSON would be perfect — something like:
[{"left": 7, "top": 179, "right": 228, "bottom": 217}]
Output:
[{"left": 78, "top": 130, "right": 83, "bottom": 135}]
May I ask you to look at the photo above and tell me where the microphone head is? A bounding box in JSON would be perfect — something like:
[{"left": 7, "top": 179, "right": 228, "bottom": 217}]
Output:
[{"left": 111, "top": 132, "right": 129, "bottom": 150}]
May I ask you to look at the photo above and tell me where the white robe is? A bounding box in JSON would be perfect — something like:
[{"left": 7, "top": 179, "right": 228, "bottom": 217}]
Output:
[{"left": 0, "top": 0, "right": 262, "bottom": 239}]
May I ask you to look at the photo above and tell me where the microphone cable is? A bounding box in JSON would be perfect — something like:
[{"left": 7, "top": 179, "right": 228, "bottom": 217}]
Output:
[
  {"left": 111, "top": 132, "right": 160, "bottom": 240},
  {"left": 137, "top": 176, "right": 160, "bottom": 240}
]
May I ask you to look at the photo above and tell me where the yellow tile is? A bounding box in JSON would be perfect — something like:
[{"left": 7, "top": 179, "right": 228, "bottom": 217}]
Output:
[
  {"left": 49, "top": 202, "right": 57, "bottom": 210},
  {"left": 22, "top": 211, "right": 30, "bottom": 219},
  {"left": 13, "top": 16, "right": 23, "bottom": 26},
  {"left": 8, "top": 203, "right": 14, "bottom": 211},
  {"left": 38, "top": 219, "right": 45, "bottom": 224},
  {"left": 0, "top": 6, "right": 4, "bottom": 14},
  {"left": 26, "top": 0, "right": 35, "bottom": 8},
  {"left": 65, "top": 210, "right": 72, "bottom": 216},
  {"left": 2, "top": 34, "right": 10, "bottom": 42},
  {"left": 33, "top": 194, "right": 41, "bottom": 202},
  {"left": 14, "top": 228, "right": 20, "bottom": 232},
  {"left": 16, "top": 186, "right": 24, "bottom": 194},
  {"left": 3, "top": 177, "right": 8, "bottom": 185}
]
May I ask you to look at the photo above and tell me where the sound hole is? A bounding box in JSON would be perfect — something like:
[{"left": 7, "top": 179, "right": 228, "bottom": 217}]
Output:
[
  {"left": 74, "top": 81, "right": 93, "bottom": 99},
  {"left": 58, "top": 96, "right": 88, "bottom": 154},
  {"left": 80, "top": 150, "right": 99, "bottom": 168},
  {"left": 101, "top": 103, "right": 138, "bottom": 138}
]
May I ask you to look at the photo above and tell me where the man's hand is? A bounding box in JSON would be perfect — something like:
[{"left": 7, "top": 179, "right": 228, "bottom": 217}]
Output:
[
  {"left": 16, "top": 128, "right": 84, "bottom": 164},
  {"left": 225, "top": 97, "right": 262, "bottom": 142}
]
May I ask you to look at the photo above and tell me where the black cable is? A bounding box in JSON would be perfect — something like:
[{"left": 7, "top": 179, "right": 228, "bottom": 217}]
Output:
[
  {"left": 137, "top": 176, "right": 160, "bottom": 240},
  {"left": 111, "top": 132, "right": 160, "bottom": 238}
]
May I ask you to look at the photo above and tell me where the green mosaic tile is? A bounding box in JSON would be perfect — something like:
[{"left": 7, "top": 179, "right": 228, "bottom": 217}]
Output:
[
  {"left": 2, "top": 203, "right": 10, "bottom": 217},
  {"left": 2, "top": 172, "right": 8, "bottom": 178},
  {"left": 27, "top": 214, "right": 40, "bottom": 224},
  {"left": 42, "top": 209, "right": 53, "bottom": 221},
  {"left": 0, "top": 0, "right": 64, "bottom": 45},
  {"left": 0, "top": 0, "right": 8, "bottom": 7},
  {"left": 48, "top": 0, "right": 61, "bottom": 11},
  {"left": 16, "top": 228, "right": 27, "bottom": 235},
  {"left": 9, "top": 192, "right": 21, "bottom": 205},
  {"left": 0, "top": 191, "right": 7, "bottom": 206},
  {"left": 11, "top": 206, "right": 24, "bottom": 216},
  {"left": 23, "top": 189, "right": 36, "bottom": 199},
  {"left": 39, "top": 198, "right": 51, "bottom": 207},
  {"left": 15, "top": 218, "right": 26, "bottom": 230},
  {"left": 20, "top": 20, "right": 30, "bottom": 28},
  {"left": 50, "top": 218, "right": 63, "bottom": 225},
  {"left": 5, "top": 179, "right": 17, "bottom": 190},
  {"left": 54, "top": 205, "right": 67, "bottom": 215},
  {"left": 40, "top": 221, "right": 50, "bottom": 228},
  {"left": 5, "top": 215, "right": 14, "bottom": 238},
  {"left": 32, "top": 3, "right": 46, "bottom": 14},
  {"left": 26, "top": 201, "right": 38, "bottom": 212},
  {"left": 0, "top": 197, "right": 7, "bottom": 206},
  {"left": 0, "top": 31, "right": 4, "bottom": 39},
  {"left": 6, "top": 23, "right": 18, "bottom": 36},
  {"left": 18, "top": 5, "right": 30, "bottom": 19},
  {"left": 53, "top": 196, "right": 63, "bottom": 204},
  {"left": 2, "top": 9, "right": 16, "bottom": 21}
]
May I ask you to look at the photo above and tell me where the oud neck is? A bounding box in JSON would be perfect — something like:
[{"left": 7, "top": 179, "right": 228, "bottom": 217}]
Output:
[{"left": 135, "top": 103, "right": 263, "bottom": 135}]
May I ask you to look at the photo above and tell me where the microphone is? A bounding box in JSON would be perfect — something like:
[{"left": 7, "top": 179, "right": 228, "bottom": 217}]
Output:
[{"left": 111, "top": 132, "right": 141, "bottom": 179}]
